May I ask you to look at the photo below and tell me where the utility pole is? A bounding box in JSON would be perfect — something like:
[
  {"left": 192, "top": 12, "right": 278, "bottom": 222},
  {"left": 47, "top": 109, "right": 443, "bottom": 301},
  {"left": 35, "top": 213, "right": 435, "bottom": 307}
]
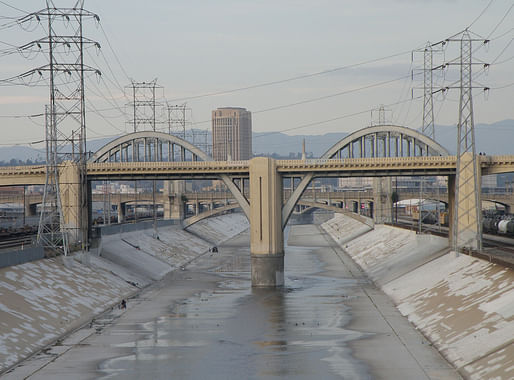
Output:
[{"left": 15, "top": 1, "right": 101, "bottom": 255}]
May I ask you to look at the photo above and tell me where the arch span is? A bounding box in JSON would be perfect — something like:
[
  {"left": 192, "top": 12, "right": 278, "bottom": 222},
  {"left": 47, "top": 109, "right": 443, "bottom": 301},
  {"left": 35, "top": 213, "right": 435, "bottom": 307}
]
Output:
[
  {"left": 282, "top": 125, "right": 450, "bottom": 228},
  {"left": 182, "top": 203, "right": 240, "bottom": 228},
  {"left": 89, "top": 131, "right": 210, "bottom": 163},
  {"left": 89, "top": 131, "right": 250, "bottom": 218}
]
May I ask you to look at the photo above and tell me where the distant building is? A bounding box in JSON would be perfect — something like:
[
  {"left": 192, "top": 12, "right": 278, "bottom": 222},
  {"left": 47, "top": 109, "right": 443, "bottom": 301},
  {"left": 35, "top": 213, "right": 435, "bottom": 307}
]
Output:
[{"left": 212, "top": 107, "right": 252, "bottom": 161}]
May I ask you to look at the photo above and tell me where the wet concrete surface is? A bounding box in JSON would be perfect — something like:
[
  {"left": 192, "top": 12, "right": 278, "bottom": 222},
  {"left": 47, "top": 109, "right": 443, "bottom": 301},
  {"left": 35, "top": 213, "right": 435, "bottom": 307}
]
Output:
[{"left": 5, "top": 223, "right": 459, "bottom": 379}]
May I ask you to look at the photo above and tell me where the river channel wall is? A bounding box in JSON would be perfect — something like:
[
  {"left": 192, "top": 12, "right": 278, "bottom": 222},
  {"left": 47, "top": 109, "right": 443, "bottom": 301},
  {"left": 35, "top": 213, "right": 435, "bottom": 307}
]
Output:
[
  {"left": 0, "top": 213, "right": 249, "bottom": 374},
  {"left": 321, "top": 213, "right": 514, "bottom": 380}
]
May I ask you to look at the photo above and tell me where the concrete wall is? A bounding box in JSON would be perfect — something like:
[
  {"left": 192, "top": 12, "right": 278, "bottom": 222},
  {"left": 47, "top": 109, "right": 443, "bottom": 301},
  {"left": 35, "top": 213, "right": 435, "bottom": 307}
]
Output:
[
  {"left": 321, "top": 215, "right": 514, "bottom": 379},
  {"left": 0, "top": 214, "right": 250, "bottom": 374},
  {"left": 0, "top": 246, "right": 44, "bottom": 269}
]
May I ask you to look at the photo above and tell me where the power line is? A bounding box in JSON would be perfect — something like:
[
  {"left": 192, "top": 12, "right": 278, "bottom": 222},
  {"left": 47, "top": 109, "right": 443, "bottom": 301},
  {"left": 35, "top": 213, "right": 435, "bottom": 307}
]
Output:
[
  {"left": 167, "top": 50, "right": 415, "bottom": 102},
  {"left": 485, "top": 3, "right": 514, "bottom": 40},
  {"left": 468, "top": 0, "right": 495, "bottom": 29},
  {"left": 0, "top": 0, "right": 28, "bottom": 14},
  {"left": 254, "top": 95, "right": 424, "bottom": 138},
  {"left": 98, "top": 23, "right": 131, "bottom": 82}
]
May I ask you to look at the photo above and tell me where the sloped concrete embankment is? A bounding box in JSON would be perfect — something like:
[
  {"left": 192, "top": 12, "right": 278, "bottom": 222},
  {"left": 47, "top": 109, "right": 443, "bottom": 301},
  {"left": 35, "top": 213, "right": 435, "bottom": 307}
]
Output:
[
  {"left": 321, "top": 214, "right": 514, "bottom": 379},
  {"left": 0, "top": 213, "right": 249, "bottom": 374}
]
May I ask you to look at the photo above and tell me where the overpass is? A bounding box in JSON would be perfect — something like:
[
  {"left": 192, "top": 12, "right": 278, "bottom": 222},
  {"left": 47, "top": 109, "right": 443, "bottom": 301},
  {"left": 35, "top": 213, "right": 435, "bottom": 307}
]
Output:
[{"left": 1, "top": 125, "right": 514, "bottom": 286}]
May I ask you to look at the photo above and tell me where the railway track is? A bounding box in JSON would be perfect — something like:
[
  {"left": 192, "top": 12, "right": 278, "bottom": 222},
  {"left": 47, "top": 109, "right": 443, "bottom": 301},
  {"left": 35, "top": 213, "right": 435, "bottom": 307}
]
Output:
[
  {"left": 0, "top": 234, "right": 36, "bottom": 251},
  {"left": 387, "top": 219, "right": 514, "bottom": 269}
]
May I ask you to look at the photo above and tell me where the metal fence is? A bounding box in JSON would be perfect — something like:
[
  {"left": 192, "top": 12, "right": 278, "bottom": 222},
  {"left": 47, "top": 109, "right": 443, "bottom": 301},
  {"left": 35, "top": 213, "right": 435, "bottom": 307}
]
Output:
[{"left": 0, "top": 246, "right": 44, "bottom": 268}]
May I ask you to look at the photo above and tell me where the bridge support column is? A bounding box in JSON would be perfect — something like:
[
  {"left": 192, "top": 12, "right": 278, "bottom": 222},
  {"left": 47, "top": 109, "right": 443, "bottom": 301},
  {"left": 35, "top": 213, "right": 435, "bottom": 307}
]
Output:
[
  {"left": 163, "top": 180, "right": 185, "bottom": 220},
  {"left": 24, "top": 199, "right": 36, "bottom": 217},
  {"left": 117, "top": 202, "right": 125, "bottom": 223},
  {"left": 452, "top": 153, "right": 482, "bottom": 251},
  {"left": 448, "top": 174, "right": 455, "bottom": 247},
  {"left": 373, "top": 177, "right": 392, "bottom": 223},
  {"left": 59, "top": 161, "right": 87, "bottom": 246},
  {"left": 250, "top": 157, "right": 284, "bottom": 287}
]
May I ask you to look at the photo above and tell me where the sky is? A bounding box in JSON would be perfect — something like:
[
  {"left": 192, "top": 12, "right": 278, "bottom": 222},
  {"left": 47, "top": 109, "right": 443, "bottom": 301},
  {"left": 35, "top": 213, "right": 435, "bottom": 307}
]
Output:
[{"left": 0, "top": 0, "right": 513, "bottom": 153}]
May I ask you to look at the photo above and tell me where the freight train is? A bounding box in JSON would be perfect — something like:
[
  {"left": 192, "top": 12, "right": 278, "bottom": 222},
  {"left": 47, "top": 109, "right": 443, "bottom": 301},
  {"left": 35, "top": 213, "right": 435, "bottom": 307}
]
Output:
[
  {"left": 411, "top": 209, "right": 449, "bottom": 226},
  {"left": 482, "top": 214, "right": 514, "bottom": 235}
]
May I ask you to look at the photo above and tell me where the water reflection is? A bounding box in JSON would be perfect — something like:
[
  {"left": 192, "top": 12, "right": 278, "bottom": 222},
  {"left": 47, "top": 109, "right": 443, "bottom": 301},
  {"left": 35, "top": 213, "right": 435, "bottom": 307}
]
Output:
[{"left": 98, "top": 230, "right": 370, "bottom": 379}]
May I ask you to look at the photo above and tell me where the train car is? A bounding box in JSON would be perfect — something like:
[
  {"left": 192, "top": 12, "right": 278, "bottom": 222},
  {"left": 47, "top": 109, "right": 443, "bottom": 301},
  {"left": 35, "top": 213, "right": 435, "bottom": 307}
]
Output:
[{"left": 412, "top": 209, "right": 448, "bottom": 226}]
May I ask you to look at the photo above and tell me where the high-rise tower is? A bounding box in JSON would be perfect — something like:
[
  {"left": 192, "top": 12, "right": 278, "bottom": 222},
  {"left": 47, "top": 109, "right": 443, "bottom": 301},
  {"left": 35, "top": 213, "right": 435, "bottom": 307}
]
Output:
[{"left": 212, "top": 107, "right": 252, "bottom": 161}]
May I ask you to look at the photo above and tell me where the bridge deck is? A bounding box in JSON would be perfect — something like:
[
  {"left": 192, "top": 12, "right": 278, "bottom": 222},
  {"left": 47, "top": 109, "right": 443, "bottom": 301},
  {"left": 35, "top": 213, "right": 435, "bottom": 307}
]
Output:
[{"left": 0, "top": 155, "right": 514, "bottom": 186}]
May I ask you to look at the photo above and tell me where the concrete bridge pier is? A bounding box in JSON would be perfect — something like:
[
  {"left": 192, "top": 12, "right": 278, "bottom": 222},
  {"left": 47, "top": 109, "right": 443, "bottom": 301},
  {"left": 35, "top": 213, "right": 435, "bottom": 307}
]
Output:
[
  {"left": 163, "top": 180, "right": 185, "bottom": 220},
  {"left": 448, "top": 153, "right": 482, "bottom": 250},
  {"left": 59, "top": 161, "right": 87, "bottom": 246},
  {"left": 373, "top": 177, "right": 393, "bottom": 223},
  {"left": 249, "top": 157, "right": 284, "bottom": 287},
  {"left": 24, "top": 200, "right": 37, "bottom": 217},
  {"left": 117, "top": 202, "right": 125, "bottom": 223}
]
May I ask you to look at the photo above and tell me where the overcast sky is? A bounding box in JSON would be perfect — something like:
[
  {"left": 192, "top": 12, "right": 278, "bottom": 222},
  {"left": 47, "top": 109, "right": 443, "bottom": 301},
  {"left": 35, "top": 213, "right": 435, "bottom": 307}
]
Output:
[{"left": 0, "top": 0, "right": 513, "bottom": 151}]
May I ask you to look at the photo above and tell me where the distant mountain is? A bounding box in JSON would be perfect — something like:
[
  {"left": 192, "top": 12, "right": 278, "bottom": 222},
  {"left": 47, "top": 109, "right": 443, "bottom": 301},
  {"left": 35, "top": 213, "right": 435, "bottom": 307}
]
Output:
[
  {"left": 0, "top": 146, "right": 46, "bottom": 163},
  {"left": 0, "top": 119, "right": 513, "bottom": 162},
  {"left": 434, "top": 119, "right": 514, "bottom": 155},
  {"left": 252, "top": 131, "right": 347, "bottom": 157}
]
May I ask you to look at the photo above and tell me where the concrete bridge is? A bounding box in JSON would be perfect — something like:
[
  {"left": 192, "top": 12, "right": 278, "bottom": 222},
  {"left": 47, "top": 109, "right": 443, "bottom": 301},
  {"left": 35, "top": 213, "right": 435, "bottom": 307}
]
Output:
[{"left": 1, "top": 125, "right": 514, "bottom": 286}]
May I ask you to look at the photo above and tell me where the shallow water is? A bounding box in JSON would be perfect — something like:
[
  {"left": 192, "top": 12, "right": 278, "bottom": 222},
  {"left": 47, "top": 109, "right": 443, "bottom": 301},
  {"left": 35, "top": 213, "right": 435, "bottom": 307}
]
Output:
[{"left": 97, "top": 226, "right": 370, "bottom": 379}]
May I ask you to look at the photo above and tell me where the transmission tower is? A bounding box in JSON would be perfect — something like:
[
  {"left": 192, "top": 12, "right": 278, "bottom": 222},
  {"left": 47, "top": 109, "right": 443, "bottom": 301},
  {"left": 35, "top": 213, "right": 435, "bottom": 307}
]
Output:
[
  {"left": 38, "top": 106, "right": 69, "bottom": 255},
  {"left": 17, "top": 1, "right": 101, "bottom": 255},
  {"left": 191, "top": 129, "right": 211, "bottom": 156},
  {"left": 166, "top": 103, "right": 190, "bottom": 139},
  {"left": 422, "top": 43, "right": 436, "bottom": 139},
  {"left": 370, "top": 105, "right": 391, "bottom": 126},
  {"left": 126, "top": 80, "right": 162, "bottom": 132},
  {"left": 126, "top": 79, "right": 163, "bottom": 237},
  {"left": 419, "top": 42, "right": 437, "bottom": 233},
  {"left": 412, "top": 41, "right": 448, "bottom": 234},
  {"left": 453, "top": 31, "right": 483, "bottom": 251}
]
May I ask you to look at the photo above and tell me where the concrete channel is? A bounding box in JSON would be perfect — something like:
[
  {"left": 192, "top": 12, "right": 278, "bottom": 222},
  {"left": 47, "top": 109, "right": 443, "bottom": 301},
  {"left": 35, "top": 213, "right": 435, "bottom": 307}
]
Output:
[{"left": 1, "top": 212, "right": 513, "bottom": 378}]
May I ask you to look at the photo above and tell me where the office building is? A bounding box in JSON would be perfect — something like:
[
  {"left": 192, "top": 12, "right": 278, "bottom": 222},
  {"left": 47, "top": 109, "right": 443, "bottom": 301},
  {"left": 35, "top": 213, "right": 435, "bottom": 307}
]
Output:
[{"left": 212, "top": 107, "right": 252, "bottom": 161}]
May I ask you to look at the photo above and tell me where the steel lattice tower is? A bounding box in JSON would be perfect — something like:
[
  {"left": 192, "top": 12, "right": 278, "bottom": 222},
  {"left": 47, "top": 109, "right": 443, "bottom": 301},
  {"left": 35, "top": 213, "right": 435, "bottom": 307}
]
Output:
[
  {"left": 419, "top": 42, "right": 437, "bottom": 234},
  {"left": 167, "top": 103, "right": 190, "bottom": 140},
  {"left": 126, "top": 80, "right": 162, "bottom": 133},
  {"left": 422, "top": 43, "right": 435, "bottom": 139},
  {"left": 38, "top": 106, "right": 69, "bottom": 255},
  {"left": 453, "top": 31, "right": 482, "bottom": 252},
  {"left": 23, "top": 1, "right": 100, "bottom": 255},
  {"left": 126, "top": 80, "right": 163, "bottom": 237}
]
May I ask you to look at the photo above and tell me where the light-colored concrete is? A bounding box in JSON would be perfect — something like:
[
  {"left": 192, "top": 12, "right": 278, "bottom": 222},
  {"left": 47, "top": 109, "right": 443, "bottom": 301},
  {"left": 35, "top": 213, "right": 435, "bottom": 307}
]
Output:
[
  {"left": 0, "top": 257, "right": 136, "bottom": 373},
  {"left": 320, "top": 213, "right": 373, "bottom": 246},
  {"left": 323, "top": 220, "right": 449, "bottom": 286},
  {"left": 0, "top": 215, "right": 250, "bottom": 375},
  {"left": 322, "top": 213, "right": 514, "bottom": 379},
  {"left": 297, "top": 224, "right": 460, "bottom": 379},
  {"left": 186, "top": 212, "right": 249, "bottom": 244},
  {"left": 249, "top": 157, "right": 284, "bottom": 287},
  {"left": 384, "top": 254, "right": 514, "bottom": 379}
]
